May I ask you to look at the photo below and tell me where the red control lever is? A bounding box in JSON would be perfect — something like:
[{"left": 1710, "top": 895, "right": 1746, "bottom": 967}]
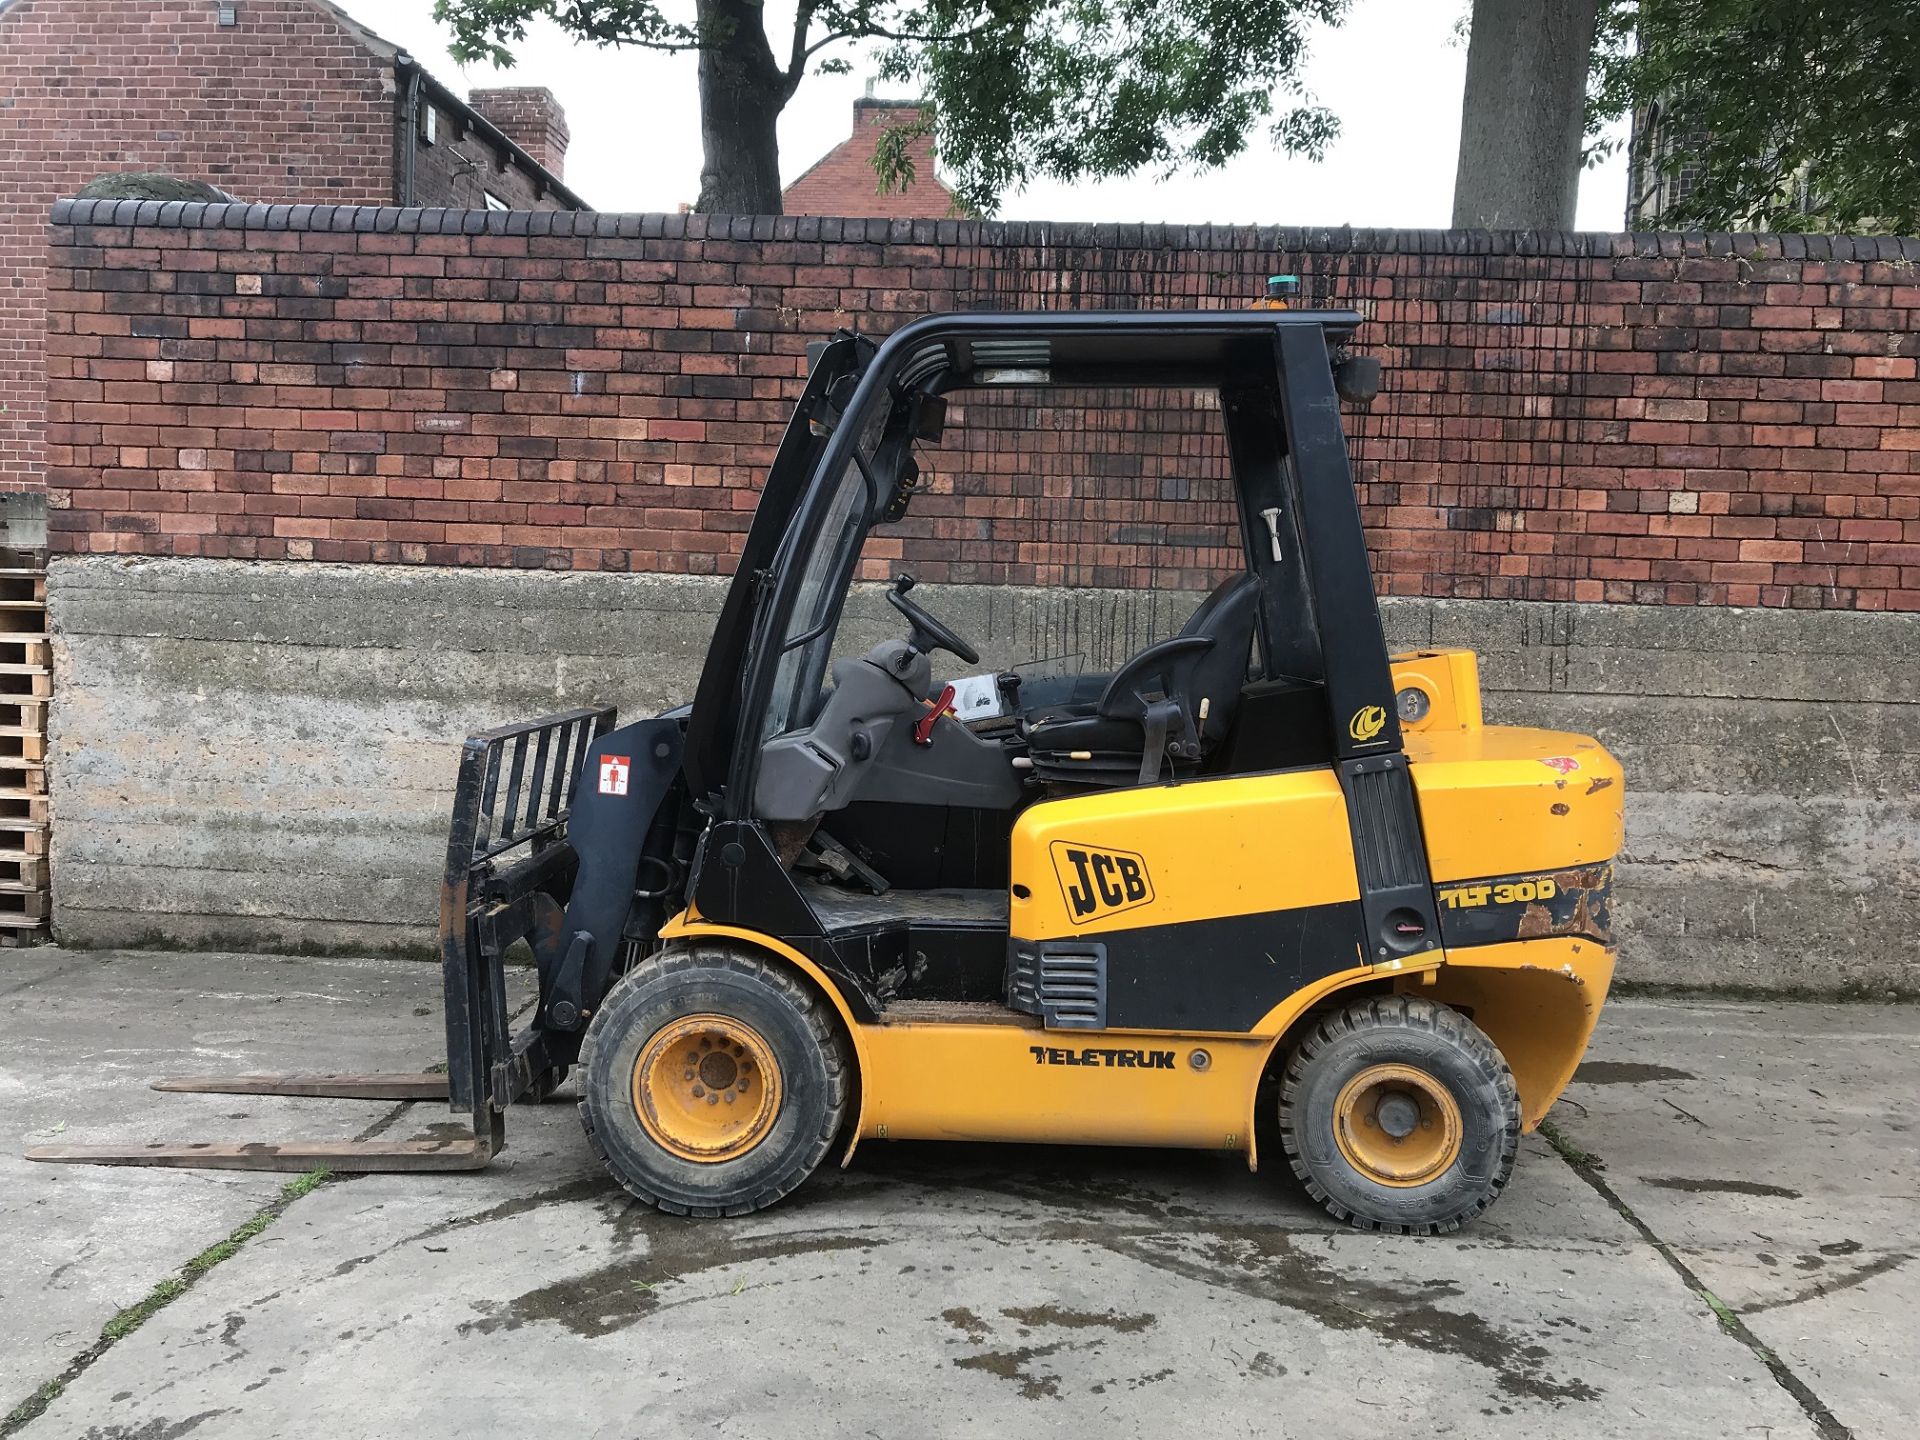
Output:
[{"left": 914, "top": 684, "right": 956, "bottom": 746}]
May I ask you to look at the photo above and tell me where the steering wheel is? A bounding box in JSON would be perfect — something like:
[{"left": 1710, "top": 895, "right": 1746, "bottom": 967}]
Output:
[{"left": 886, "top": 574, "right": 981, "bottom": 665}]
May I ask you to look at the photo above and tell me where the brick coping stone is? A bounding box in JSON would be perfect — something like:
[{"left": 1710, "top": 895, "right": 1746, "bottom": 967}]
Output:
[{"left": 49, "top": 199, "right": 1920, "bottom": 261}]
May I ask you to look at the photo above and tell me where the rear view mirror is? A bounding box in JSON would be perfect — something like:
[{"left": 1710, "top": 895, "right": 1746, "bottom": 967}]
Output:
[
  {"left": 1334, "top": 354, "right": 1382, "bottom": 409},
  {"left": 912, "top": 394, "right": 947, "bottom": 442}
]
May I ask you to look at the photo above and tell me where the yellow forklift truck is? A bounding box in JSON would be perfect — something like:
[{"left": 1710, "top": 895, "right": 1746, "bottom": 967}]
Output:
[{"left": 33, "top": 310, "right": 1623, "bottom": 1234}]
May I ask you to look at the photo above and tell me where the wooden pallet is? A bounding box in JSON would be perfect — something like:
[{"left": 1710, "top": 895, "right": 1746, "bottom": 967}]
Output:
[
  {"left": 0, "top": 733, "right": 47, "bottom": 762},
  {"left": 0, "top": 792, "right": 49, "bottom": 825},
  {"left": 0, "top": 887, "right": 49, "bottom": 922},
  {"left": 0, "top": 768, "right": 46, "bottom": 799},
  {"left": 0, "top": 824, "right": 47, "bottom": 855},
  {"left": 0, "top": 552, "right": 47, "bottom": 943},
  {"left": 0, "top": 852, "right": 49, "bottom": 889},
  {"left": 0, "top": 698, "right": 46, "bottom": 729}
]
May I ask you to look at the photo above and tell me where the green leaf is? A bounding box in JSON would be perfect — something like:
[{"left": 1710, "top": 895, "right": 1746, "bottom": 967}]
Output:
[
  {"left": 1590, "top": 0, "right": 1920, "bottom": 233},
  {"left": 429, "top": 0, "right": 1356, "bottom": 216}
]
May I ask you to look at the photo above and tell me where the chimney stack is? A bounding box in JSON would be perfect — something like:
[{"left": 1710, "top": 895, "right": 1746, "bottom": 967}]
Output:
[{"left": 467, "top": 87, "right": 571, "bottom": 179}]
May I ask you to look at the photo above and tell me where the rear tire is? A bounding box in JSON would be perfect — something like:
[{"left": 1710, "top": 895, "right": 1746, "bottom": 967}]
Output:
[
  {"left": 1279, "top": 995, "right": 1519, "bottom": 1235},
  {"left": 578, "top": 944, "right": 849, "bottom": 1217}
]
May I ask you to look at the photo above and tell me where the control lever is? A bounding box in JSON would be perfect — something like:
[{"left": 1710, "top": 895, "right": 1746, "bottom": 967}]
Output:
[
  {"left": 914, "top": 683, "right": 957, "bottom": 745},
  {"left": 1261, "top": 507, "right": 1284, "bottom": 562}
]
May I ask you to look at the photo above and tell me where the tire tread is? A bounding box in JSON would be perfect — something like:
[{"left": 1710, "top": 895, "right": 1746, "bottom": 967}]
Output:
[
  {"left": 577, "top": 943, "right": 849, "bottom": 1218},
  {"left": 1277, "top": 994, "right": 1520, "bottom": 1236}
]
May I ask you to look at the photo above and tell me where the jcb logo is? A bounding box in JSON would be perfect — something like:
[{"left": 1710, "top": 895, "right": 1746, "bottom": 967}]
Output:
[{"left": 1052, "top": 842, "right": 1154, "bottom": 921}]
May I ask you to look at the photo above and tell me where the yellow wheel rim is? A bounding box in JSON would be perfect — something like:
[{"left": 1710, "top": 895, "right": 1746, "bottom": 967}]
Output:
[
  {"left": 1332, "top": 1063, "right": 1463, "bottom": 1187},
  {"left": 632, "top": 1014, "right": 782, "bottom": 1164}
]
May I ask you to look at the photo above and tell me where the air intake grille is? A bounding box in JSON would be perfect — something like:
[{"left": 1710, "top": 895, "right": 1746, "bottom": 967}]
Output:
[{"left": 1006, "top": 941, "right": 1107, "bottom": 1030}]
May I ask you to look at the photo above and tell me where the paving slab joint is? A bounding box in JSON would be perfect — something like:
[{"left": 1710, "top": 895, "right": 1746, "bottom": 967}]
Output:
[
  {"left": 1537, "top": 1118, "right": 1854, "bottom": 1440},
  {"left": 0, "top": 986, "right": 544, "bottom": 1434},
  {"left": 0, "top": 1168, "right": 335, "bottom": 1436}
]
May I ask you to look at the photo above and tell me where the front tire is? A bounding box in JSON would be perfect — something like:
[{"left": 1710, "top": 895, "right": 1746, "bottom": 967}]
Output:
[
  {"left": 578, "top": 944, "right": 849, "bottom": 1217},
  {"left": 1279, "top": 995, "right": 1519, "bottom": 1235}
]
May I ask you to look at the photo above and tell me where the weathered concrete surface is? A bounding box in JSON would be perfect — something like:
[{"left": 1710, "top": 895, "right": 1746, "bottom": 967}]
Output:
[
  {"left": 1555, "top": 1000, "right": 1920, "bottom": 1440},
  {"left": 1378, "top": 600, "right": 1920, "bottom": 995},
  {"left": 3, "top": 951, "right": 1911, "bottom": 1438},
  {"left": 0, "top": 947, "right": 529, "bottom": 1412},
  {"left": 47, "top": 558, "right": 736, "bottom": 955},
  {"left": 48, "top": 556, "right": 1920, "bottom": 990}
]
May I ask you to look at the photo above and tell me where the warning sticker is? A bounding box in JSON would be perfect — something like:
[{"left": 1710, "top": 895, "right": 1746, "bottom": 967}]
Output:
[{"left": 598, "top": 754, "right": 631, "bottom": 796}]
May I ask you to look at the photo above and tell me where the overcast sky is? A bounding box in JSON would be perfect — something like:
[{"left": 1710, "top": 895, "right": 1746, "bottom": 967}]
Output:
[{"left": 342, "top": 0, "right": 1630, "bottom": 231}]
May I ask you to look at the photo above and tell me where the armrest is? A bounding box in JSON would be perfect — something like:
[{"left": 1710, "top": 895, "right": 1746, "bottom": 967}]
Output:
[{"left": 1097, "top": 634, "right": 1215, "bottom": 719}]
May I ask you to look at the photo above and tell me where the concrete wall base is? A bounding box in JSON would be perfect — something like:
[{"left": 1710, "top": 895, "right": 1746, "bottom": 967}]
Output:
[{"left": 47, "top": 556, "right": 1920, "bottom": 994}]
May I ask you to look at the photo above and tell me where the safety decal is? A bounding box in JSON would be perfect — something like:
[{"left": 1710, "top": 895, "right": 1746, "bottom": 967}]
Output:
[
  {"left": 1051, "top": 842, "right": 1154, "bottom": 922},
  {"left": 1539, "top": 755, "right": 1582, "bottom": 775},
  {"left": 598, "top": 754, "right": 631, "bottom": 796},
  {"left": 1348, "top": 705, "right": 1387, "bottom": 743}
]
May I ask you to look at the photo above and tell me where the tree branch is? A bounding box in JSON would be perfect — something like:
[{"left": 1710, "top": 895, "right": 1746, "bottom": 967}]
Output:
[
  {"left": 785, "top": 0, "right": 824, "bottom": 89},
  {"left": 544, "top": 4, "right": 710, "bottom": 55},
  {"left": 602, "top": 34, "right": 714, "bottom": 52},
  {"left": 801, "top": 17, "right": 997, "bottom": 61}
]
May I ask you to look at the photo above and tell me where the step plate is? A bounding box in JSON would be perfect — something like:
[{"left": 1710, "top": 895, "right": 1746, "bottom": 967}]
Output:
[{"left": 877, "top": 999, "right": 1040, "bottom": 1027}]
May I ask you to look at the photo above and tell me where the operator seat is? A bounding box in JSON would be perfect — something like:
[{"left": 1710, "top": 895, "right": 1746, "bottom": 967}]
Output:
[{"left": 1024, "top": 574, "right": 1260, "bottom": 787}]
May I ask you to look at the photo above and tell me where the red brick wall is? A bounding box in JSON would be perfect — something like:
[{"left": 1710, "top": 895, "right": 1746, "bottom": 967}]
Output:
[
  {"left": 0, "top": 0, "right": 405, "bottom": 494},
  {"left": 44, "top": 204, "right": 1920, "bottom": 611},
  {"left": 785, "top": 101, "right": 957, "bottom": 219}
]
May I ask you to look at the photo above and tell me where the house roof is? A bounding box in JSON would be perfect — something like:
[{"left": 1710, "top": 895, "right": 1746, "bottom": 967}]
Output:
[
  {"left": 394, "top": 55, "right": 590, "bottom": 210},
  {"left": 784, "top": 98, "right": 957, "bottom": 219},
  {"left": 2, "top": 0, "right": 585, "bottom": 209},
  {"left": 309, "top": 0, "right": 589, "bottom": 209}
]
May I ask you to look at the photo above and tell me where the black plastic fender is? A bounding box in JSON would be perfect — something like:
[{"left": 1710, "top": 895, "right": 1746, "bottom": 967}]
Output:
[{"left": 548, "top": 718, "right": 685, "bottom": 1028}]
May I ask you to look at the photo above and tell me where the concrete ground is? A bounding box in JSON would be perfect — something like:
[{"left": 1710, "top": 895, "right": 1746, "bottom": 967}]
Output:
[{"left": 2, "top": 949, "right": 1914, "bottom": 1439}]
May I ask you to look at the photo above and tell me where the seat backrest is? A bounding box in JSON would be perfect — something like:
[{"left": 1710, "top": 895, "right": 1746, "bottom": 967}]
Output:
[
  {"left": 1178, "top": 572, "right": 1254, "bottom": 640},
  {"left": 1097, "top": 574, "right": 1259, "bottom": 748},
  {"left": 1180, "top": 575, "right": 1259, "bottom": 744}
]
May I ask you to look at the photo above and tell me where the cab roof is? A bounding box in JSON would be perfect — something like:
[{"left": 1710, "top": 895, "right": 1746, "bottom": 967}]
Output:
[{"left": 879, "top": 309, "right": 1366, "bottom": 391}]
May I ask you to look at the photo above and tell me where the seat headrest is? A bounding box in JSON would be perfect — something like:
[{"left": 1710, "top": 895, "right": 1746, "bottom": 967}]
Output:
[{"left": 1179, "top": 573, "right": 1259, "bottom": 637}]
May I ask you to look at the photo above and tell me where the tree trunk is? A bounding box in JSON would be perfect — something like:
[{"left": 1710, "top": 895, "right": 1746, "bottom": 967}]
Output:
[
  {"left": 694, "top": 0, "right": 787, "bottom": 215},
  {"left": 1451, "top": 0, "right": 1599, "bottom": 229}
]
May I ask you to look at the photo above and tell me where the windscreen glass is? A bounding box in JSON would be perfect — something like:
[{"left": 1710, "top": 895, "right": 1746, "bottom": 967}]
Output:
[{"left": 761, "top": 404, "right": 888, "bottom": 739}]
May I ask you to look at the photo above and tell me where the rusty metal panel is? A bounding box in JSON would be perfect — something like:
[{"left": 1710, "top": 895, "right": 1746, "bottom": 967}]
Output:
[{"left": 1435, "top": 862, "right": 1613, "bottom": 950}]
